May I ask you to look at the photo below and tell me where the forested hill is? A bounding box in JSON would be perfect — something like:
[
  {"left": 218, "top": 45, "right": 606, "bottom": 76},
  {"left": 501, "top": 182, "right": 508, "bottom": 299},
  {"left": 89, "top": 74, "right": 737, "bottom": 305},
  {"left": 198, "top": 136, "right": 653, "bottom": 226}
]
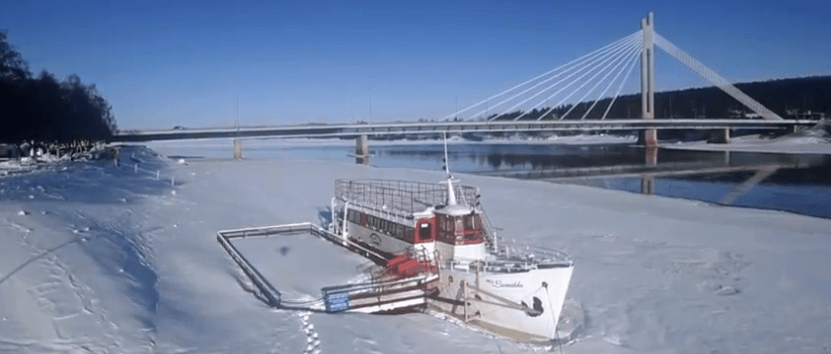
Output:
[
  {"left": 1, "top": 31, "right": 117, "bottom": 144},
  {"left": 490, "top": 76, "right": 831, "bottom": 121}
]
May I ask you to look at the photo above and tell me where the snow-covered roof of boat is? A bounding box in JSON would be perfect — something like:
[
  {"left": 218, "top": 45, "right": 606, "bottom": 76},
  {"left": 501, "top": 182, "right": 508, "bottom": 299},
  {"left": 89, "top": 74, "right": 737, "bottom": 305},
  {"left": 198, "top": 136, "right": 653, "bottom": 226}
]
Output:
[{"left": 434, "top": 204, "right": 475, "bottom": 216}]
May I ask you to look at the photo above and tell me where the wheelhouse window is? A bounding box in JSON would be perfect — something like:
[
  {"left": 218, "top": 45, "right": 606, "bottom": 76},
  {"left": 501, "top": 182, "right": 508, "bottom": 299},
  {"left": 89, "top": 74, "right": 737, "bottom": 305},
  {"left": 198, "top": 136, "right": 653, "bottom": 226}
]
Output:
[
  {"left": 434, "top": 213, "right": 484, "bottom": 244},
  {"left": 465, "top": 214, "right": 479, "bottom": 230},
  {"left": 419, "top": 223, "right": 431, "bottom": 241}
]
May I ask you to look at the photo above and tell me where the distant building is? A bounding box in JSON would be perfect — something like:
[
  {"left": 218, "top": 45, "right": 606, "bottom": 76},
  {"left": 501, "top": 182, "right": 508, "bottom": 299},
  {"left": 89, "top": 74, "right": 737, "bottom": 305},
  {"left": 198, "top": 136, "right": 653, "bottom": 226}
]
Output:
[{"left": 786, "top": 108, "right": 826, "bottom": 120}]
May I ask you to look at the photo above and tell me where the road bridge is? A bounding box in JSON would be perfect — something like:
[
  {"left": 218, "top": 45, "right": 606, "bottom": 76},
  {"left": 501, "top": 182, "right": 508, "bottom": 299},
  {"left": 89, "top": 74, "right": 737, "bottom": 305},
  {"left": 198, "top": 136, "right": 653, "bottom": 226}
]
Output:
[
  {"left": 113, "top": 119, "right": 813, "bottom": 142},
  {"left": 115, "top": 12, "right": 816, "bottom": 160}
]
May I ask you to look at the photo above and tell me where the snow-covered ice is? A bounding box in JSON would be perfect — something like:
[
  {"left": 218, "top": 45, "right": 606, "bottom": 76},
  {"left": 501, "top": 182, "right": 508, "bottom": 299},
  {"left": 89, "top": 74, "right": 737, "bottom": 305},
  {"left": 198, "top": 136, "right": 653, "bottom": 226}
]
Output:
[
  {"left": 2, "top": 144, "right": 831, "bottom": 353},
  {"left": 667, "top": 120, "right": 831, "bottom": 155}
]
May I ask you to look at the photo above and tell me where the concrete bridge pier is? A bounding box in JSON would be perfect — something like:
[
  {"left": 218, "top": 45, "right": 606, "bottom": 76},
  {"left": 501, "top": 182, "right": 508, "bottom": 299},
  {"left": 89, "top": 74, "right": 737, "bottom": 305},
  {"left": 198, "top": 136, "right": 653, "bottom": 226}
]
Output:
[
  {"left": 708, "top": 129, "right": 731, "bottom": 144},
  {"left": 640, "top": 174, "right": 656, "bottom": 195},
  {"left": 638, "top": 129, "right": 658, "bottom": 147},
  {"left": 640, "top": 145, "right": 658, "bottom": 195},
  {"left": 355, "top": 134, "right": 369, "bottom": 165},
  {"left": 645, "top": 145, "right": 658, "bottom": 166},
  {"left": 789, "top": 124, "right": 809, "bottom": 134},
  {"left": 234, "top": 139, "right": 242, "bottom": 160}
]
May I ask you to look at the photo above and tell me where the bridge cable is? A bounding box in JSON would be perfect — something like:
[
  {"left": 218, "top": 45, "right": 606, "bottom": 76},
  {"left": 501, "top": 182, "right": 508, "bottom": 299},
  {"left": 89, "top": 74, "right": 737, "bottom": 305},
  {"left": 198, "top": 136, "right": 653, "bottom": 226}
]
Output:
[
  {"left": 600, "top": 42, "right": 642, "bottom": 120},
  {"left": 555, "top": 40, "right": 642, "bottom": 120},
  {"left": 654, "top": 33, "right": 783, "bottom": 120},
  {"left": 451, "top": 30, "right": 641, "bottom": 120},
  {"left": 482, "top": 34, "right": 640, "bottom": 121},
  {"left": 442, "top": 30, "right": 641, "bottom": 120},
  {"left": 489, "top": 35, "right": 639, "bottom": 121},
  {"left": 523, "top": 38, "right": 641, "bottom": 121},
  {"left": 532, "top": 39, "right": 643, "bottom": 121},
  {"left": 508, "top": 36, "right": 642, "bottom": 121},
  {"left": 579, "top": 41, "right": 642, "bottom": 120},
  {"left": 511, "top": 37, "right": 642, "bottom": 121}
]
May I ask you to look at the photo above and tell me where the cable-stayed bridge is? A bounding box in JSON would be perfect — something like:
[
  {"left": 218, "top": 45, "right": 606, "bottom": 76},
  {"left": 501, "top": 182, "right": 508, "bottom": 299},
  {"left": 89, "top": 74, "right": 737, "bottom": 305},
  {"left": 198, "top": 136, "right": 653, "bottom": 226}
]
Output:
[{"left": 114, "top": 12, "right": 817, "bottom": 149}]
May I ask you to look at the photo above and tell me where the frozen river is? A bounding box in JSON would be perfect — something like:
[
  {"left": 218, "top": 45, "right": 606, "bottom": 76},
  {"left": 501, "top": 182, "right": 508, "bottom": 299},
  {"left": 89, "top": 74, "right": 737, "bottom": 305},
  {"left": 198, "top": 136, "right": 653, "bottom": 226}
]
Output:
[
  {"left": 149, "top": 138, "right": 831, "bottom": 219},
  {"left": 2, "top": 143, "right": 831, "bottom": 353}
]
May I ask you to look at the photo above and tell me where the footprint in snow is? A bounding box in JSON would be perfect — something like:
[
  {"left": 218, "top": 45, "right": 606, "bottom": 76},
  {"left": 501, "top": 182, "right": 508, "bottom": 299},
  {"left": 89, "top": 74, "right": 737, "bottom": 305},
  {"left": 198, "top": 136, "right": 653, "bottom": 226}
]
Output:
[
  {"left": 714, "top": 285, "right": 740, "bottom": 296},
  {"left": 297, "top": 312, "right": 321, "bottom": 354}
]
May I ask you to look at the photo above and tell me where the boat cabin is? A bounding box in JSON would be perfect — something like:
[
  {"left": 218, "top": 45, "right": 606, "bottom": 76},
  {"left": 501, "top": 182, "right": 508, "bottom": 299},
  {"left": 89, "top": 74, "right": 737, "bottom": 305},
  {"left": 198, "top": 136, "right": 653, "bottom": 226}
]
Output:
[
  {"left": 344, "top": 204, "right": 486, "bottom": 262},
  {"left": 432, "top": 205, "right": 486, "bottom": 261}
]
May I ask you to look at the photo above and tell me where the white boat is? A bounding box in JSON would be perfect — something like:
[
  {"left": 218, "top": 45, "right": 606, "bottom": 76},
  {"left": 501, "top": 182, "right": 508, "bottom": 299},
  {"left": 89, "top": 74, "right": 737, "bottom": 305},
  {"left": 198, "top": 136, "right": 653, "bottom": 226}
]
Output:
[
  {"left": 329, "top": 142, "right": 574, "bottom": 342},
  {"left": 218, "top": 137, "right": 575, "bottom": 343}
]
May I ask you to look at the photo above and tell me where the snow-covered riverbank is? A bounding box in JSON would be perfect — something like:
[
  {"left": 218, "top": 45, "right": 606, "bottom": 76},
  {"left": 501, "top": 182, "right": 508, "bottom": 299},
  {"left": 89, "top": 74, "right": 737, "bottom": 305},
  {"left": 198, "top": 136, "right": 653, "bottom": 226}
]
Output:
[
  {"left": 666, "top": 134, "right": 831, "bottom": 155},
  {"left": 2, "top": 145, "right": 830, "bottom": 353},
  {"left": 667, "top": 120, "right": 831, "bottom": 155}
]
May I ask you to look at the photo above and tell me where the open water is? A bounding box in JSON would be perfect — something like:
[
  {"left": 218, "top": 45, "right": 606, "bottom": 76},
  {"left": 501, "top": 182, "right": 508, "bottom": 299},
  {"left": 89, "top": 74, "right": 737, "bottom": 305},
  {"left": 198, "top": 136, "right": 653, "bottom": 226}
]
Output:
[{"left": 157, "top": 140, "right": 831, "bottom": 219}]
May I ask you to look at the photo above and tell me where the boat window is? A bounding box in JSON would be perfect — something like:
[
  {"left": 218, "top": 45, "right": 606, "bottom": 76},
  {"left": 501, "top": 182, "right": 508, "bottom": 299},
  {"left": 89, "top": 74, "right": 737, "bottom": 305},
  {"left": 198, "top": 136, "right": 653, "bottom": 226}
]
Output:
[
  {"left": 465, "top": 214, "right": 480, "bottom": 230},
  {"left": 419, "top": 223, "right": 431, "bottom": 241},
  {"left": 404, "top": 227, "right": 414, "bottom": 242}
]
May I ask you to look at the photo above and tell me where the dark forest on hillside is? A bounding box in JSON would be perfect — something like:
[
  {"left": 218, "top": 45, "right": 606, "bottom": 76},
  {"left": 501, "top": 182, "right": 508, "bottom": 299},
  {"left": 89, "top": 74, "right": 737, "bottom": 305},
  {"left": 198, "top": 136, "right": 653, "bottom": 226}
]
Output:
[
  {"left": 1, "top": 31, "right": 117, "bottom": 144},
  {"left": 488, "top": 76, "right": 831, "bottom": 121}
]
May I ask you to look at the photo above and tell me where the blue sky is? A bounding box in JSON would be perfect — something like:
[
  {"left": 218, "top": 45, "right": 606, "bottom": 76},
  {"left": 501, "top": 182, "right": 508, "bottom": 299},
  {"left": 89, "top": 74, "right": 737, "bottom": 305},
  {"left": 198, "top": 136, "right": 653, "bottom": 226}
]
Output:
[{"left": 2, "top": 0, "right": 829, "bottom": 129}]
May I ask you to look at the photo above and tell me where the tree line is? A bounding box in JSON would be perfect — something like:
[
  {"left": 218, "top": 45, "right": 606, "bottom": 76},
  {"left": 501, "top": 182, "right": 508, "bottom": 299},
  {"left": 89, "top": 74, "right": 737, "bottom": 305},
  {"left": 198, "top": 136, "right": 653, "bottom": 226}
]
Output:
[
  {"left": 487, "top": 76, "right": 831, "bottom": 121},
  {"left": 1, "top": 31, "right": 117, "bottom": 144}
]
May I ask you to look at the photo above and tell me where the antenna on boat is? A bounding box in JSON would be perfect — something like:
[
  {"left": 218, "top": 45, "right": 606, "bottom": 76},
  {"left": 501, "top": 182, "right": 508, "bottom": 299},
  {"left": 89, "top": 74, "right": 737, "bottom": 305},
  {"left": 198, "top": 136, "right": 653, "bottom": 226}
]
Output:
[
  {"left": 442, "top": 132, "right": 452, "bottom": 179},
  {"left": 442, "top": 132, "right": 458, "bottom": 206}
]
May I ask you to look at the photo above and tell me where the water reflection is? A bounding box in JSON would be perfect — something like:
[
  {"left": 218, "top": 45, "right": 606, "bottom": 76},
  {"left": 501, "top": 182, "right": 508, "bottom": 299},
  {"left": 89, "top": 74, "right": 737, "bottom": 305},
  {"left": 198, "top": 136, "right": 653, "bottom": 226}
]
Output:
[
  {"left": 152, "top": 141, "right": 831, "bottom": 218},
  {"left": 369, "top": 143, "right": 831, "bottom": 218}
]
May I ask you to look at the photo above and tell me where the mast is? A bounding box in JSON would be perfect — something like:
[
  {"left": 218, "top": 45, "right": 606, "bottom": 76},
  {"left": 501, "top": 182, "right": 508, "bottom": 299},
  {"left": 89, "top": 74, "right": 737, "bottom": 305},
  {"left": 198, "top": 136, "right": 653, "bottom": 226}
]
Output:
[{"left": 442, "top": 132, "right": 457, "bottom": 206}]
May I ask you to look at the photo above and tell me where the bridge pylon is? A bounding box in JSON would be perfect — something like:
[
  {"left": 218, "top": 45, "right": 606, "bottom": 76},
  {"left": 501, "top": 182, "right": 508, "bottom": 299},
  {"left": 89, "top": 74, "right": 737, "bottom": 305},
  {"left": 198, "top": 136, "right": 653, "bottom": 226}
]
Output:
[{"left": 638, "top": 12, "right": 658, "bottom": 147}]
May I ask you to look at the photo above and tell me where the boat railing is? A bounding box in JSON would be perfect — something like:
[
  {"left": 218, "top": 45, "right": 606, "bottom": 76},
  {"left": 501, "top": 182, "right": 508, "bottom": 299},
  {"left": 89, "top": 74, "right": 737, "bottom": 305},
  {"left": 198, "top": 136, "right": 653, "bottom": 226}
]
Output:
[
  {"left": 477, "top": 207, "right": 500, "bottom": 250},
  {"left": 335, "top": 179, "right": 478, "bottom": 214},
  {"left": 447, "top": 240, "right": 572, "bottom": 274},
  {"left": 493, "top": 237, "right": 573, "bottom": 264},
  {"left": 321, "top": 274, "right": 434, "bottom": 296}
]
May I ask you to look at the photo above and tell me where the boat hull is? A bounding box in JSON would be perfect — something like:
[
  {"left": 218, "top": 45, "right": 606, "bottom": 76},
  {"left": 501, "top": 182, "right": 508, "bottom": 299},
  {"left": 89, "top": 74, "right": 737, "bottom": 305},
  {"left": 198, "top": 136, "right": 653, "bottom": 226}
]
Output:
[{"left": 428, "top": 264, "right": 574, "bottom": 342}]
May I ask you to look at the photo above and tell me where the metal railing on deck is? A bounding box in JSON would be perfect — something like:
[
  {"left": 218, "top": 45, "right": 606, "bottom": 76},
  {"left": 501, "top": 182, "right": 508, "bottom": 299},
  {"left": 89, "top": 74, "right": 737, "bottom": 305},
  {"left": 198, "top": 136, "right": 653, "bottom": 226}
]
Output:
[
  {"left": 446, "top": 236, "right": 573, "bottom": 274},
  {"left": 335, "top": 179, "right": 478, "bottom": 214}
]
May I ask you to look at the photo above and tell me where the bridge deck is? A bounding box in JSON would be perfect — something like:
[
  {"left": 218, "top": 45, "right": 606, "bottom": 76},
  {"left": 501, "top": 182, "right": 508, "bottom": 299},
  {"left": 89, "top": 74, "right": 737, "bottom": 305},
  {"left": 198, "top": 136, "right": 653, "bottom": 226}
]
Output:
[{"left": 114, "top": 119, "right": 817, "bottom": 142}]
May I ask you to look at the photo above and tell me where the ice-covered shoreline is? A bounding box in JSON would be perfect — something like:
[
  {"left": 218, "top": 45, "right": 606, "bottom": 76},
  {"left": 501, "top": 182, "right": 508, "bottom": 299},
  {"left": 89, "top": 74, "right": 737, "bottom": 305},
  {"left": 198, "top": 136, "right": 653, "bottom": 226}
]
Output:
[
  {"left": 2, "top": 144, "right": 831, "bottom": 353},
  {"left": 145, "top": 133, "right": 638, "bottom": 152},
  {"left": 667, "top": 120, "right": 831, "bottom": 155},
  {"left": 665, "top": 134, "right": 831, "bottom": 155}
]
